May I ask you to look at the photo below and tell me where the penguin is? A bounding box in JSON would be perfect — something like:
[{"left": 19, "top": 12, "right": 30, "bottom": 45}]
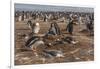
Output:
[
  {"left": 43, "top": 50, "right": 64, "bottom": 58},
  {"left": 25, "top": 36, "right": 44, "bottom": 56}
]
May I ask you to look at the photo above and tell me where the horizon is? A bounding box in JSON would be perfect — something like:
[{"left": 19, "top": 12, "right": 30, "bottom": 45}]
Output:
[{"left": 15, "top": 3, "right": 94, "bottom": 13}]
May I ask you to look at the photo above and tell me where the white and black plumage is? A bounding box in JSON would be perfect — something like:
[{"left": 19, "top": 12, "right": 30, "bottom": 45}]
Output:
[
  {"left": 33, "top": 22, "right": 40, "bottom": 34},
  {"left": 63, "top": 36, "right": 79, "bottom": 44},
  {"left": 49, "top": 36, "right": 78, "bottom": 46},
  {"left": 43, "top": 50, "right": 64, "bottom": 58},
  {"left": 25, "top": 36, "right": 44, "bottom": 56},
  {"left": 27, "top": 20, "right": 40, "bottom": 34},
  {"left": 45, "top": 22, "right": 61, "bottom": 37},
  {"left": 27, "top": 20, "right": 33, "bottom": 30},
  {"left": 39, "top": 50, "right": 64, "bottom": 63},
  {"left": 18, "top": 15, "right": 22, "bottom": 22}
]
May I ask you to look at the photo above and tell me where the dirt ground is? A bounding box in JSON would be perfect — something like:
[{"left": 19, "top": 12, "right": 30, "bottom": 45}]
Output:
[{"left": 15, "top": 19, "right": 94, "bottom": 65}]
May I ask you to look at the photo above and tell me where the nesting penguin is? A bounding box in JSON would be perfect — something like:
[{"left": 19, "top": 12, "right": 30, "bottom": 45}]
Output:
[
  {"left": 43, "top": 50, "right": 64, "bottom": 58},
  {"left": 25, "top": 36, "right": 45, "bottom": 56}
]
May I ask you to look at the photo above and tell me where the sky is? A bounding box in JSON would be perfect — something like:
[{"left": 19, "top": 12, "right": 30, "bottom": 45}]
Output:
[{"left": 15, "top": 3, "right": 94, "bottom": 12}]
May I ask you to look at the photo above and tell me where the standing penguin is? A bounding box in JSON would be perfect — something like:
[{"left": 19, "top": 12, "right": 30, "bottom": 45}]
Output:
[
  {"left": 45, "top": 22, "right": 61, "bottom": 37},
  {"left": 27, "top": 20, "right": 33, "bottom": 30},
  {"left": 33, "top": 22, "right": 40, "bottom": 34},
  {"left": 27, "top": 20, "right": 40, "bottom": 34},
  {"left": 18, "top": 15, "right": 22, "bottom": 22},
  {"left": 66, "top": 20, "right": 74, "bottom": 35},
  {"left": 44, "top": 14, "right": 47, "bottom": 22},
  {"left": 22, "top": 11, "right": 24, "bottom": 21},
  {"left": 54, "top": 22, "right": 61, "bottom": 35}
]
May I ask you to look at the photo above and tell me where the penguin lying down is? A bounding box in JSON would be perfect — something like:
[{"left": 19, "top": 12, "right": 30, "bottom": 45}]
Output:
[
  {"left": 63, "top": 36, "right": 79, "bottom": 44},
  {"left": 25, "top": 36, "right": 45, "bottom": 56},
  {"left": 42, "top": 50, "right": 64, "bottom": 58},
  {"left": 25, "top": 35, "right": 78, "bottom": 56},
  {"left": 48, "top": 36, "right": 79, "bottom": 46},
  {"left": 24, "top": 36, "right": 65, "bottom": 57}
]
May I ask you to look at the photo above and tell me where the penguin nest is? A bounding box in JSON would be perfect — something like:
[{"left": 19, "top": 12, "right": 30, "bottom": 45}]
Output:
[{"left": 46, "top": 35, "right": 63, "bottom": 40}]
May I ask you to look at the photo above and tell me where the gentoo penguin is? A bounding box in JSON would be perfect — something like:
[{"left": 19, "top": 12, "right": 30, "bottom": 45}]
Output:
[
  {"left": 62, "top": 36, "right": 79, "bottom": 44},
  {"left": 18, "top": 15, "right": 22, "bottom": 22},
  {"left": 33, "top": 22, "right": 40, "bottom": 34},
  {"left": 45, "top": 22, "right": 60, "bottom": 37},
  {"left": 43, "top": 50, "right": 64, "bottom": 58},
  {"left": 25, "top": 36, "right": 44, "bottom": 56},
  {"left": 27, "top": 21, "right": 40, "bottom": 34},
  {"left": 27, "top": 20, "right": 33, "bottom": 30}
]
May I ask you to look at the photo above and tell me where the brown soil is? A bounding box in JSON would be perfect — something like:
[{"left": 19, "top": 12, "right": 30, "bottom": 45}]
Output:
[{"left": 15, "top": 20, "right": 94, "bottom": 65}]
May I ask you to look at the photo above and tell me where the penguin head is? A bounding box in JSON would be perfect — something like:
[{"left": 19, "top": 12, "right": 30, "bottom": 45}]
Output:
[{"left": 36, "top": 22, "right": 39, "bottom": 26}]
